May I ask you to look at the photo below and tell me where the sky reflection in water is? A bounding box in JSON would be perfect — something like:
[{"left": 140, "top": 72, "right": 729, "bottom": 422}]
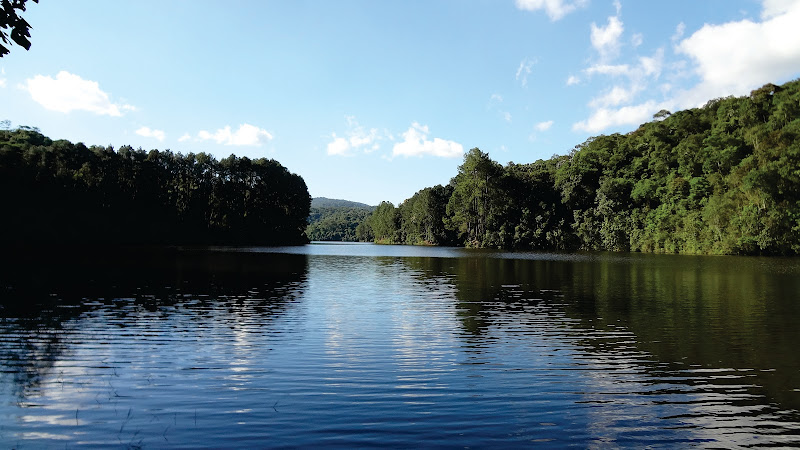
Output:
[{"left": 0, "top": 243, "right": 799, "bottom": 447}]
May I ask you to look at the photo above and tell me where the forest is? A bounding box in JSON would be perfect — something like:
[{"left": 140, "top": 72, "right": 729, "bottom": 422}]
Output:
[
  {"left": 306, "top": 198, "right": 374, "bottom": 242},
  {"left": 0, "top": 127, "right": 311, "bottom": 246},
  {"left": 359, "top": 79, "right": 800, "bottom": 255}
]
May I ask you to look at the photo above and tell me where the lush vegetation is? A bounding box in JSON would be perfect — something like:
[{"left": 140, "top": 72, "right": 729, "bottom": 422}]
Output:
[
  {"left": 0, "top": 127, "right": 311, "bottom": 246},
  {"left": 361, "top": 80, "right": 800, "bottom": 255},
  {"left": 306, "top": 198, "right": 374, "bottom": 242}
]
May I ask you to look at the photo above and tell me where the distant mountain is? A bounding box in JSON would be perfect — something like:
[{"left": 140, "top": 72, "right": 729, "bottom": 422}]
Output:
[
  {"left": 311, "top": 197, "right": 373, "bottom": 209},
  {"left": 307, "top": 198, "right": 375, "bottom": 242}
]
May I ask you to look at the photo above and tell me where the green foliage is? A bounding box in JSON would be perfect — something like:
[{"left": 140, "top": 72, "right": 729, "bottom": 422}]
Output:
[
  {"left": 306, "top": 203, "right": 374, "bottom": 242},
  {"left": 367, "top": 201, "right": 399, "bottom": 244},
  {"left": 0, "top": 0, "right": 38, "bottom": 57},
  {"left": 397, "top": 185, "right": 454, "bottom": 245},
  {"left": 0, "top": 128, "right": 311, "bottom": 246},
  {"left": 446, "top": 148, "right": 504, "bottom": 247},
  {"left": 362, "top": 78, "right": 800, "bottom": 255}
]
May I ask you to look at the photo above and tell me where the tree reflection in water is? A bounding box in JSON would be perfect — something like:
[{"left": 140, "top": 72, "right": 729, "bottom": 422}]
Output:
[{"left": 0, "top": 247, "right": 309, "bottom": 400}]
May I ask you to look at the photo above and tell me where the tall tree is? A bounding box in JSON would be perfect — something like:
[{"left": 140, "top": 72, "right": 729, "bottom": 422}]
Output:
[
  {"left": 446, "top": 148, "right": 504, "bottom": 247},
  {"left": 0, "top": 127, "right": 311, "bottom": 246}
]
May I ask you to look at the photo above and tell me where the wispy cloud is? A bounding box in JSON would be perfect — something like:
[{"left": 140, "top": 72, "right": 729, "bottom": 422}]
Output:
[
  {"left": 516, "top": 58, "right": 536, "bottom": 88},
  {"left": 570, "top": 1, "right": 669, "bottom": 133},
  {"left": 0, "top": 68, "right": 6, "bottom": 88},
  {"left": 135, "top": 126, "right": 165, "bottom": 142},
  {"left": 178, "top": 133, "right": 191, "bottom": 142},
  {"left": 488, "top": 93, "right": 512, "bottom": 122},
  {"left": 671, "top": 22, "right": 686, "bottom": 43},
  {"left": 535, "top": 120, "right": 554, "bottom": 131},
  {"left": 631, "top": 33, "right": 643, "bottom": 48},
  {"left": 326, "top": 116, "right": 383, "bottom": 156},
  {"left": 197, "top": 123, "right": 273, "bottom": 146},
  {"left": 23, "top": 71, "right": 135, "bottom": 116},
  {"left": 574, "top": 49, "right": 667, "bottom": 133},
  {"left": 574, "top": 0, "right": 800, "bottom": 134},
  {"left": 761, "top": 0, "right": 797, "bottom": 19},
  {"left": 588, "top": 85, "right": 640, "bottom": 108},
  {"left": 514, "top": 0, "right": 589, "bottom": 21},
  {"left": 392, "top": 123, "right": 463, "bottom": 158},
  {"left": 573, "top": 101, "right": 660, "bottom": 133}
]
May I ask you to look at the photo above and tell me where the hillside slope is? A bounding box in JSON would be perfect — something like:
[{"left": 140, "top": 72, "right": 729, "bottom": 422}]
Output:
[
  {"left": 307, "top": 198, "right": 374, "bottom": 242},
  {"left": 360, "top": 80, "right": 800, "bottom": 255}
]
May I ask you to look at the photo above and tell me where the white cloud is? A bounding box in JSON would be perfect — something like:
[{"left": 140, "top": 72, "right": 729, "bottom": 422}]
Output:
[
  {"left": 135, "top": 126, "right": 165, "bottom": 142},
  {"left": 591, "top": 15, "right": 624, "bottom": 61},
  {"left": 676, "top": 0, "right": 800, "bottom": 102},
  {"left": 488, "top": 94, "right": 512, "bottom": 122},
  {"left": 516, "top": 58, "right": 536, "bottom": 88},
  {"left": 0, "top": 68, "right": 6, "bottom": 88},
  {"left": 178, "top": 133, "right": 191, "bottom": 142},
  {"left": 575, "top": 47, "right": 666, "bottom": 132},
  {"left": 514, "top": 0, "right": 589, "bottom": 21},
  {"left": 566, "top": 75, "right": 581, "bottom": 85},
  {"left": 762, "top": 0, "right": 797, "bottom": 19},
  {"left": 589, "top": 85, "right": 639, "bottom": 108},
  {"left": 535, "top": 120, "right": 554, "bottom": 131},
  {"left": 326, "top": 116, "right": 382, "bottom": 156},
  {"left": 573, "top": 100, "right": 661, "bottom": 133},
  {"left": 639, "top": 52, "right": 663, "bottom": 77},
  {"left": 571, "top": 0, "right": 800, "bottom": 135},
  {"left": 392, "top": 123, "right": 463, "bottom": 158},
  {"left": 631, "top": 33, "right": 643, "bottom": 48},
  {"left": 585, "top": 63, "right": 631, "bottom": 77},
  {"left": 326, "top": 135, "right": 351, "bottom": 156},
  {"left": 197, "top": 123, "right": 273, "bottom": 146},
  {"left": 23, "top": 71, "right": 135, "bottom": 116},
  {"left": 672, "top": 22, "right": 686, "bottom": 43}
]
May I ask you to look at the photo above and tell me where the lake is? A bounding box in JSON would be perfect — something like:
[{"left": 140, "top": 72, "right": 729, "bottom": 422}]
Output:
[{"left": 1, "top": 243, "right": 799, "bottom": 447}]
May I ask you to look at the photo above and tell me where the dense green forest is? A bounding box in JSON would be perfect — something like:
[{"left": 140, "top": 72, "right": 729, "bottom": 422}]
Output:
[
  {"left": 360, "top": 80, "right": 800, "bottom": 255},
  {"left": 0, "top": 127, "right": 311, "bottom": 246},
  {"left": 306, "top": 198, "right": 374, "bottom": 242}
]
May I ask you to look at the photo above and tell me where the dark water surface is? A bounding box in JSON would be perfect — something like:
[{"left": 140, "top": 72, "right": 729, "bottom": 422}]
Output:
[{"left": 1, "top": 243, "right": 799, "bottom": 447}]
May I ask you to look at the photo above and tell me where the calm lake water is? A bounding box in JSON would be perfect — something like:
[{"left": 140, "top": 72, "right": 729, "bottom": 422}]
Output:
[{"left": 1, "top": 243, "right": 799, "bottom": 447}]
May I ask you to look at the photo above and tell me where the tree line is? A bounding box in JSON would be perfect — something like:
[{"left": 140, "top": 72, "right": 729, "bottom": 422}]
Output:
[
  {"left": 359, "top": 79, "right": 800, "bottom": 255},
  {"left": 0, "top": 127, "right": 311, "bottom": 246},
  {"left": 307, "top": 205, "right": 374, "bottom": 242}
]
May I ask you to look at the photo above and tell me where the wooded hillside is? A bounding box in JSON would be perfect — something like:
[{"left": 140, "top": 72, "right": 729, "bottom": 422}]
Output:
[
  {"left": 361, "top": 80, "right": 800, "bottom": 255},
  {"left": 307, "top": 198, "right": 374, "bottom": 242}
]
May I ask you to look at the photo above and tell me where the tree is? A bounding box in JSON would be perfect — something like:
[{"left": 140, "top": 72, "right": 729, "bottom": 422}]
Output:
[
  {"left": 362, "top": 78, "right": 800, "bottom": 255},
  {"left": 1, "top": 0, "right": 38, "bottom": 57},
  {"left": 446, "top": 148, "right": 504, "bottom": 247},
  {"left": 0, "top": 127, "right": 311, "bottom": 246},
  {"left": 370, "top": 201, "right": 398, "bottom": 243}
]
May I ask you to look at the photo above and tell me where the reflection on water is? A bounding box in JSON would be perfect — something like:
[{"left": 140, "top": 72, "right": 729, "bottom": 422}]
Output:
[{"left": 0, "top": 244, "right": 799, "bottom": 447}]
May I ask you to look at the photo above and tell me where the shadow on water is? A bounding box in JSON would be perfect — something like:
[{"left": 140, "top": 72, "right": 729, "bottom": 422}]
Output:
[
  {"left": 0, "top": 247, "right": 309, "bottom": 398},
  {"left": 1, "top": 243, "right": 799, "bottom": 446},
  {"left": 395, "top": 252, "right": 800, "bottom": 413}
]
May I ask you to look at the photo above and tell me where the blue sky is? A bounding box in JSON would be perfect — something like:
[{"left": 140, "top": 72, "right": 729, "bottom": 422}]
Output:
[{"left": 2, "top": 0, "right": 800, "bottom": 205}]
